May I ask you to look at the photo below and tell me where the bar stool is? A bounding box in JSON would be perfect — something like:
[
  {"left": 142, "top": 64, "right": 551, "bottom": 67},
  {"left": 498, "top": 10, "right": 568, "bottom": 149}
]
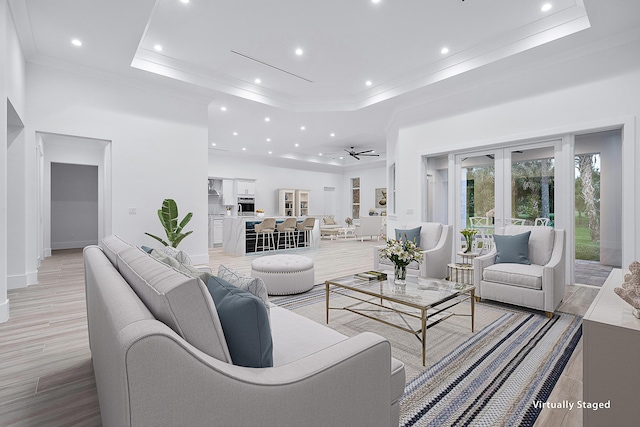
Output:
[
  {"left": 296, "top": 217, "right": 316, "bottom": 247},
  {"left": 254, "top": 218, "right": 276, "bottom": 252},
  {"left": 277, "top": 217, "right": 298, "bottom": 249}
]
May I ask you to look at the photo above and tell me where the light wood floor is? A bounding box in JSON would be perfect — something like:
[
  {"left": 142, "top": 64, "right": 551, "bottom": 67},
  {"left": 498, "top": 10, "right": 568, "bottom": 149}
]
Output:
[{"left": 0, "top": 237, "right": 599, "bottom": 426}]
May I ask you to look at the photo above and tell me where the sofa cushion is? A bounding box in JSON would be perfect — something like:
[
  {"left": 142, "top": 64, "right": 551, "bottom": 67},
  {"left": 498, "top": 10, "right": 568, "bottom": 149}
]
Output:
[
  {"left": 116, "top": 246, "right": 231, "bottom": 363},
  {"left": 494, "top": 232, "right": 531, "bottom": 265},
  {"left": 218, "top": 264, "right": 270, "bottom": 320},
  {"left": 100, "top": 235, "right": 132, "bottom": 267},
  {"left": 406, "top": 222, "right": 442, "bottom": 250},
  {"left": 395, "top": 226, "right": 421, "bottom": 246},
  {"left": 323, "top": 216, "right": 336, "bottom": 225},
  {"left": 207, "top": 276, "right": 273, "bottom": 368},
  {"left": 482, "top": 263, "right": 543, "bottom": 290}
]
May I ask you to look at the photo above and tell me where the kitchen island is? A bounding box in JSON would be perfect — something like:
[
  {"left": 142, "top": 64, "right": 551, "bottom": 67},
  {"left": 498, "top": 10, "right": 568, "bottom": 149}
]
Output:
[{"left": 222, "top": 216, "right": 320, "bottom": 256}]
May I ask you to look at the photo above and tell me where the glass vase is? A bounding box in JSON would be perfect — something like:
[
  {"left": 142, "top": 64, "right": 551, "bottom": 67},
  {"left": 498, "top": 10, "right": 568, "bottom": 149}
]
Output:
[
  {"left": 394, "top": 264, "right": 407, "bottom": 285},
  {"left": 464, "top": 236, "right": 473, "bottom": 253}
]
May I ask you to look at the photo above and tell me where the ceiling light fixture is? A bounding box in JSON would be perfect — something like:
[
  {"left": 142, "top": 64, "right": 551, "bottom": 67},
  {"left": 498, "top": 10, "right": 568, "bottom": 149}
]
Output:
[
  {"left": 265, "top": 117, "right": 270, "bottom": 122},
  {"left": 220, "top": 106, "right": 227, "bottom": 111},
  {"left": 295, "top": 143, "right": 299, "bottom": 147},
  {"left": 211, "top": 143, "right": 216, "bottom": 146},
  {"left": 71, "top": 39, "right": 82, "bottom": 47},
  {"left": 266, "top": 138, "right": 271, "bottom": 142},
  {"left": 365, "top": 80, "right": 372, "bottom": 86},
  {"left": 295, "top": 48, "right": 304, "bottom": 56},
  {"left": 330, "top": 133, "right": 335, "bottom": 137},
  {"left": 180, "top": 0, "right": 190, "bottom": 4},
  {"left": 154, "top": 44, "right": 163, "bottom": 52},
  {"left": 233, "top": 132, "right": 238, "bottom": 136},
  {"left": 441, "top": 47, "right": 449, "bottom": 54},
  {"left": 242, "top": 147, "right": 246, "bottom": 151},
  {"left": 255, "top": 78, "right": 261, "bottom": 84},
  {"left": 339, "top": 156, "right": 344, "bottom": 160},
  {"left": 268, "top": 151, "right": 272, "bottom": 154},
  {"left": 319, "top": 153, "right": 323, "bottom": 156},
  {"left": 300, "top": 126, "right": 306, "bottom": 130},
  {"left": 371, "top": 0, "right": 381, "bottom": 4},
  {"left": 541, "top": 3, "right": 552, "bottom": 12}
]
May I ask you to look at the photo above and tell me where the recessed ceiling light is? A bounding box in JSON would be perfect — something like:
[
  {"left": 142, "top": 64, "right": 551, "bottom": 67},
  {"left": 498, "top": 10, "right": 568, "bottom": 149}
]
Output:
[
  {"left": 295, "top": 48, "right": 304, "bottom": 56},
  {"left": 268, "top": 151, "right": 273, "bottom": 154},
  {"left": 266, "top": 138, "right": 271, "bottom": 142},
  {"left": 180, "top": 0, "right": 190, "bottom": 4},
  {"left": 154, "top": 44, "right": 163, "bottom": 52},
  {"left": 265, "top": 117, "right": 270, "bottom": 122},
  {"left": 295, "top": 143, "right": 299, "bottom": 147},
  {"left": 365, "top": 80, "right": 372, "bottom": 86},
  {"left": 371, "top": 0, "right": 381, "bottom": 4},
  {"left": 441, "top": 47, "right": 449, "bottom": 54},
  {"left": 541, "top": 3, "right": 552, "bottom": 12},
  {"left": 319, "top": 153, "right": 323, "bottom": 156},
  {"left": 242, "top": 147, "right": 246, "bottom": 151},
  {"left": 339, "top": 156, "right": 344, "bottom": 160},
  {"left": 220, "top": 106, "right": 227, "bottom": 111},
  {"left": 233, "top": 132, "right": 238, "bottom": 136},
  {"left": 300, "top": 126, "right": 306, "bottom": 130},
  {"left": 330, "top": 133, "right": 335, "bottom": 137},
  {"left": 255, "top": 78, "right": 262, "bottom": 84},
  {"left": 211, "top": 143, "right": 216, "bottom": 146},
  {"left": 71, "top": 39, "right": 82, "bottom": 47}
]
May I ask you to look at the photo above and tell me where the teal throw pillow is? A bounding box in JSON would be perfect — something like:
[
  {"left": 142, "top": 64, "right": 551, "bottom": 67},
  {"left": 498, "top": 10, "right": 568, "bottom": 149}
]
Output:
[
  {"left": 206, "top": 276, "right": 273, "bottom": 368},
  {"left": 494, "top": 231, "right": 531, "bottom": 265},
  {"left": 396, "top": 226, "right": 421, "bottom": 247}
]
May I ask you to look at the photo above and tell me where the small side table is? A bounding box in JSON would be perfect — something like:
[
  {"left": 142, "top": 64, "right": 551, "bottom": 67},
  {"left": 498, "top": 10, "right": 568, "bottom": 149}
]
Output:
[{"left": 448, "top": 252, "right": 480, "bottom": 285}]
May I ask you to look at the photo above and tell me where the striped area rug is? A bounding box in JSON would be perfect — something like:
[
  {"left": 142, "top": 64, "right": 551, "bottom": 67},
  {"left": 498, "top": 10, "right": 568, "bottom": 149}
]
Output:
[
  {"left": 272, "top": 284, "right": 582, "bottom": 427},
  {"left": 400, "top": 309, "right": 582, "bottom": 427}
]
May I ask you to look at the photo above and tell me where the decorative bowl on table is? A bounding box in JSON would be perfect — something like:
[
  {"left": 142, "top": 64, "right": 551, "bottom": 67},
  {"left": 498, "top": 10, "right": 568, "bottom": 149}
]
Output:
[{"left": 256, "top": 210, "right": 265, "bottom": 218}]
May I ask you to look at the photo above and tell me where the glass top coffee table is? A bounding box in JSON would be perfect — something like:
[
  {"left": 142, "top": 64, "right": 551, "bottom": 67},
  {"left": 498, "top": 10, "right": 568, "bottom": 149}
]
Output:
[{"left": 325, "top": 273, "right": 475, "bottom": 366}]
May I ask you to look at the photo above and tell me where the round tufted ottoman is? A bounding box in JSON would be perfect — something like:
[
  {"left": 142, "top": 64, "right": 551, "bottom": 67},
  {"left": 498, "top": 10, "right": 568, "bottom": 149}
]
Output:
[{"left": 251, "top": 254, "right": 315, "bottom": 295}]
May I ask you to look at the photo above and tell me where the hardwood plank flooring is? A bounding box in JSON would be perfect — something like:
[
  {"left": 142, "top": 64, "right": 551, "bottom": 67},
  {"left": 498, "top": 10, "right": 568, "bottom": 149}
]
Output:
[{"left": 0, "top": 239, "right": 597, "bottom": 426}]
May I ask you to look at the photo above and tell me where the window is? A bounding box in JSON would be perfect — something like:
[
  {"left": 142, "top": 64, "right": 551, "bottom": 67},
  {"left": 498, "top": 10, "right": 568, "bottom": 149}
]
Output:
[{"left": 351, "top": 177, "right": 360, "bottom": 219}]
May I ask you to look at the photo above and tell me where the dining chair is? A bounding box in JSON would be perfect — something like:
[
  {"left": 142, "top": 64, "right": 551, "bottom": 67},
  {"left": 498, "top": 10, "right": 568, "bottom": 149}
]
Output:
[{"left": 535, "top": 217, "right": 550, "bottom": 226}]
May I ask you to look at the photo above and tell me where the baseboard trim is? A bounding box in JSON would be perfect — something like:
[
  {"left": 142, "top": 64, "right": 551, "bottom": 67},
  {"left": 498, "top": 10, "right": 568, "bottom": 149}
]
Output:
[
  {"left": 45, "top": 248, "right": 52, "bottom": 257},
  {"left": 51, "top": 240, "right": 98, "bottom": 250},
  {"left": 0, "top": 299, "right": 9, "bottom": 323},
  {"left": 8, "top": 274, "right": 28, "bottom": 290}
]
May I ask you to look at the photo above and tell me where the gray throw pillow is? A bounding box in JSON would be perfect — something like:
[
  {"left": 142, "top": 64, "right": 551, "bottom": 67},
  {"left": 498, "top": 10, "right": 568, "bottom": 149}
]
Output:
[
  {"left": 218, "top": 265, "right": 270, "bottom": 320},
  {"left": 162, "top": 246, "right": 193, "bottom": 265},
  {"left": 206, "top": 276, "right": 273, "bottom": 368},
  {"left": 494, "top": 231, "right": 531, "bottom": 264},
  {"left": 396, "top": 226, "right": 421, "bottom": 246}
]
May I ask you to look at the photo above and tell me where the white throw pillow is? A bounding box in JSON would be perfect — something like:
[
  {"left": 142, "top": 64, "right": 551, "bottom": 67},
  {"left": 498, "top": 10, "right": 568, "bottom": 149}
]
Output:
[
  {"left": 217, "top": 265, "right": 270, "bottom": 320},
  {"left": 163, "top": 246, "right": 193, "bottom": 265}
]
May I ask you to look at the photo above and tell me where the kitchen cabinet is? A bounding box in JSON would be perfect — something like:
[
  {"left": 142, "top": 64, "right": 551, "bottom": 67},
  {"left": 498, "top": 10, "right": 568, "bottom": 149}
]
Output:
[
  {"left": 295, "top": 190, "right": 310, "bottom": 216},
  {"left": 208, "top": 216, "right": 224, "bottom": 247},
  {"left": 236, "top": 179, "right": 256, "bottom": 196},
  {"left": 278, "top": 189, "right": 296, "bottom": 216},
  {"left": 222, "top": 179, "right": 234, "bottom": 205}
]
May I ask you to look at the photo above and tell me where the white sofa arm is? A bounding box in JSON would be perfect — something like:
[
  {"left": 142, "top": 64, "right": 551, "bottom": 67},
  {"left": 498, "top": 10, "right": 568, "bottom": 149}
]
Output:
[
  {"left": 120, "top": 321, "right": 396, "bottom": 427},
  {"left": 473, "top": 249, "right": 496, "bottom": 295},
  {"left": 542, "top": 229, "right": 565, "bottom": 312}
]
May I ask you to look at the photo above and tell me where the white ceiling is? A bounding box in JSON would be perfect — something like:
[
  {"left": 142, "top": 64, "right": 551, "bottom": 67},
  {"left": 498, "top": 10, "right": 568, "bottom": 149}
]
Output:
[{"left": 9, "top": 0, "right": 640, "bottom": 167}]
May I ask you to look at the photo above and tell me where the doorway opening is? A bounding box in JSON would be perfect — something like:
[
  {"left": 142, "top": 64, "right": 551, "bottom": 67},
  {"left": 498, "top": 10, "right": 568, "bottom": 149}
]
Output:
[{"left": 573, "top": 130, "right": 622, "bottom": 286}]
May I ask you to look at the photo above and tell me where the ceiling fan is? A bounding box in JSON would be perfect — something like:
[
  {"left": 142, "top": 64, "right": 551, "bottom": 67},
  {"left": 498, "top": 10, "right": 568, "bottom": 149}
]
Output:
[{"left": 343, "top": 146, "right": 380, "bottom": 160}]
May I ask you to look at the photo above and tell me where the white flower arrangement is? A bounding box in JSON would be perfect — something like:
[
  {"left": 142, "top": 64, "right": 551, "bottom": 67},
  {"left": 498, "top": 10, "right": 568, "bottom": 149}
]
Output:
[{"left": 378, "top": 238, "right": 424, "bottom": 268}]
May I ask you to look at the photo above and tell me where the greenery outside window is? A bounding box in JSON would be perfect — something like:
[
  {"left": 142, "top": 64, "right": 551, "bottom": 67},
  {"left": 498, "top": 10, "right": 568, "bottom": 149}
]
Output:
[{"left": 351, "top": 177, "right": 360, "bottom": 219}]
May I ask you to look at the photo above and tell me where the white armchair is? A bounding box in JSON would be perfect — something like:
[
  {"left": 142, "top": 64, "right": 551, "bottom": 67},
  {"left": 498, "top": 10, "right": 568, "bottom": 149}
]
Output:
[
  {"left": 473, "top": 225, "right": 565, "bottom": 317},
  {"left": 373, "top": 222, "right": 453, "bottom": 279},
  {"left": 355, "top": 216, "right": 383, "bottom": 241}
]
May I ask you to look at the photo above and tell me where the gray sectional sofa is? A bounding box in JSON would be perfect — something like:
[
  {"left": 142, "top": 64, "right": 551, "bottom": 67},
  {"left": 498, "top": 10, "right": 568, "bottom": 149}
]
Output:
[{"left": 85, "top": 235, "right": 405, "bottom": 426}]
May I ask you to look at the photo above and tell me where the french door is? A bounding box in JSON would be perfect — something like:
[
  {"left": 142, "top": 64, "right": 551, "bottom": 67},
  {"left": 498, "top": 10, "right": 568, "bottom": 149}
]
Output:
[{"left": 455, "top": 141, "right": 560, "bottom": 254}]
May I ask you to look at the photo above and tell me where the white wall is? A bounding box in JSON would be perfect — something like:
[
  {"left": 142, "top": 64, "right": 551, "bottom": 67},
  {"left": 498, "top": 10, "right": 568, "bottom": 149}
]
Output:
[
  {"left": 2, "top": 0, "right": 29, "bottom": 320},
  {"left": 393, "top": 69, "right": 640, "bottom": 269},
  {"left": 27, "top": 64, "right": 210, "bottom": 263}
]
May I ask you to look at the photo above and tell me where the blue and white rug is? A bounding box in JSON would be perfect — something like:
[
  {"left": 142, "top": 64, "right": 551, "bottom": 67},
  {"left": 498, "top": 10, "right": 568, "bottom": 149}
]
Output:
[{"left": 273, "top": 284, "right": 582, "bottom": 427}]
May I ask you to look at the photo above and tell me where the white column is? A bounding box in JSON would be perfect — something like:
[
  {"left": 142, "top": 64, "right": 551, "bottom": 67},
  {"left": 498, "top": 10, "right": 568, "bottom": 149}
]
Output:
[{"left": 1, "top": 0, "right": 10, "bottom": 322}]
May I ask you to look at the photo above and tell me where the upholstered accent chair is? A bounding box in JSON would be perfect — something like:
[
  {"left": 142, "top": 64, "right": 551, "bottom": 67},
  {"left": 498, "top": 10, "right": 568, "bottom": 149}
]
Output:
[
  {"left": 254, "top": 218, "right": 276, "bottom": 252},
  {"left": 373, "top": 222, "right": 453, "bottom": 279},
  {"left": 355, "top": 216, "right": 384, "bottom": 241},
  {"left": 473, "top": 225, "right": 566, "bottom": 317}
]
